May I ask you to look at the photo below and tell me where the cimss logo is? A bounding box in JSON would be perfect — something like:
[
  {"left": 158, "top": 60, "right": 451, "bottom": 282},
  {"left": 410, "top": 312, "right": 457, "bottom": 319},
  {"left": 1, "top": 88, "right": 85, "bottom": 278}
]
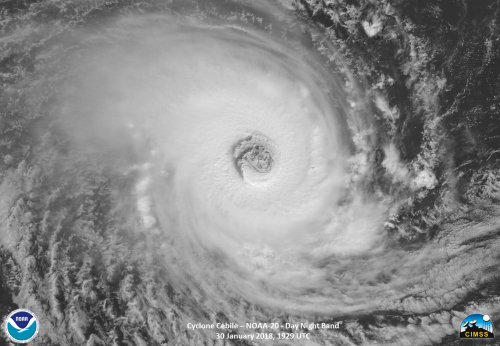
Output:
[
  {"left": 4, "top": 309, "right": 39, "bottom": 343},
  {"left": 460, "top": 314, "right": 494, "bottom": 339}
]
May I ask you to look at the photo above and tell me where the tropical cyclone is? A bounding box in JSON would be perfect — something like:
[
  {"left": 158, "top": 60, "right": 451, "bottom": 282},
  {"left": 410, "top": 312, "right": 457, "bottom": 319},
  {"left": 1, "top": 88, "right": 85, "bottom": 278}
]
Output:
[
  {"left": 3, "top": 0, "right": 498, "bottom": 345},
  {"left": 56, "top": 10, "right": 388, "bottom": 315}
]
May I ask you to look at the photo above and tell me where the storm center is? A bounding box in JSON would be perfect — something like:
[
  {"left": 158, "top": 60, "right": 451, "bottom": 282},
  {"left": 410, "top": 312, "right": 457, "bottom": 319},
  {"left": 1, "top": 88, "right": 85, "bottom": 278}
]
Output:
[{"left": 233, "top": 134, "right": 275, "bottom": 182}]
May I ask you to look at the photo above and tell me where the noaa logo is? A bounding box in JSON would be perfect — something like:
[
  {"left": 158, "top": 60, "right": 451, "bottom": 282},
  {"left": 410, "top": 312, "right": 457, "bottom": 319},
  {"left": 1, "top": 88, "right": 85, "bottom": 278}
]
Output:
[
  {"left": 460, "top": 314, "right": 494, "bottom": 339},
  {"left": 4, "top": 309, "right": 39, "bottom": 343}
]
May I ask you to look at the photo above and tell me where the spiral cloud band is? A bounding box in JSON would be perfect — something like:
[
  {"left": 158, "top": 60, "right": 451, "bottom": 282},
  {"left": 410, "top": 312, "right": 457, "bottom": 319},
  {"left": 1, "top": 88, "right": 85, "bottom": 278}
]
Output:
[{"left": 55, "top": 8, "right": 388, "bottom": 315}]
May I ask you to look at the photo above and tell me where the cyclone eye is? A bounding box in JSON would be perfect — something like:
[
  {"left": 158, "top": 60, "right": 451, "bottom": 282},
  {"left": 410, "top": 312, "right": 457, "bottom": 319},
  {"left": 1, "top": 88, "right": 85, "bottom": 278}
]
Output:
[
  {"left": 240, "top": 144, "right": 273, "bottom": 173},
  {"left": 233, "top": 134, "right": 275, "bottom": 183}
]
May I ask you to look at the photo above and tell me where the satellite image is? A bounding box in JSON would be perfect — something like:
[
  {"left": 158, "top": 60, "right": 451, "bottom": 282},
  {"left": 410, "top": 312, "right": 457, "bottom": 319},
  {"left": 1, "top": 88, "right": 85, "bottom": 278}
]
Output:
[{"left": 0, "top": 0, "right": 499, "bottom": 345}]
